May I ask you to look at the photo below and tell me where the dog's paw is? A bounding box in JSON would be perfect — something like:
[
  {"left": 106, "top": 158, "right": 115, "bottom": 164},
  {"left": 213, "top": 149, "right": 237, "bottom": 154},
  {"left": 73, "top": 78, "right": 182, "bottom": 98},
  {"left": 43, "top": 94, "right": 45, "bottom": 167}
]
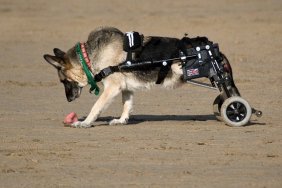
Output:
[
  {"left": 109, "top": 118, "right": 129, "bottom": 126},
  {"left": 71, "top": 121, "right": 92, "bottom": 128}
]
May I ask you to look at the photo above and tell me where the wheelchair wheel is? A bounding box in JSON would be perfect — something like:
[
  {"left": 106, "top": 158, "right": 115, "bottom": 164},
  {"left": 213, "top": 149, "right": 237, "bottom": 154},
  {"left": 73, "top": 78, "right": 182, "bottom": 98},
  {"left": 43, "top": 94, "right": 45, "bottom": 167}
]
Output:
[
  {"left": 213, "top": 95, "right": 223, "bottom": 121},
  {"left": 220, "top": 96, "right": 252, "bottom": 127}
]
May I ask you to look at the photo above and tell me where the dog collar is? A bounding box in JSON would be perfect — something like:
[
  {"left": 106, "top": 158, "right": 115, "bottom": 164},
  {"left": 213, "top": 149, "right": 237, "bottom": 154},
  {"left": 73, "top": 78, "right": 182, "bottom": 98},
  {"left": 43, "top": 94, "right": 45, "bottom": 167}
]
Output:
[
  {"left": 80, "top": 43, "right": 92, "bottom": 70},
  {"left": 75, "top": 42, "right": 100, "bottom": 95}
]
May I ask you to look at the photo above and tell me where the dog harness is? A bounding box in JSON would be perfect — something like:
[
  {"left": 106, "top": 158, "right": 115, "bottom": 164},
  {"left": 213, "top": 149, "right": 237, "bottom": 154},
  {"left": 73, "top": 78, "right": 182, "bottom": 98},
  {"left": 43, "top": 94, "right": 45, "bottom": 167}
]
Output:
[
  {"left": 94, "top": 32, "right": 182, "bottom": 83},
  {"left": 77, "top": 33, "right": 222, "bottom": 96},
  {"left": 75, "top": 43, "right": 100, "bottom": 95}
]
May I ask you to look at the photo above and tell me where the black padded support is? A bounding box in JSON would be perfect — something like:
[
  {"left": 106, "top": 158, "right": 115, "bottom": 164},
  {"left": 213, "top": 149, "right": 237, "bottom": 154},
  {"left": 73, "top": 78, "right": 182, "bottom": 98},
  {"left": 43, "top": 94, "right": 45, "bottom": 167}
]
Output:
[{"left": 155, "top": 62, "right": 171, "bottom": 84}]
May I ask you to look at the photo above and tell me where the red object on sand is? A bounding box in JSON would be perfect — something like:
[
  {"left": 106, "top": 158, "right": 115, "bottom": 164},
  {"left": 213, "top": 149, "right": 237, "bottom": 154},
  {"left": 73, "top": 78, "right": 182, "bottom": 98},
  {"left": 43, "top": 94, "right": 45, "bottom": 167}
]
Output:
[{"left": 63, "top": 112, "right": 78, "bottom": 124}]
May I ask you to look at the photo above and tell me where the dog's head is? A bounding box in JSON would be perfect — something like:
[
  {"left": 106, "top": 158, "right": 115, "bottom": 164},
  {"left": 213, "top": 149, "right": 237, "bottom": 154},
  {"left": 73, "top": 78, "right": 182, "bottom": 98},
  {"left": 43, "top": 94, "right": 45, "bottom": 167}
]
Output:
[{"left": 43, "top": 48, "right": 88, "bottom": 102}]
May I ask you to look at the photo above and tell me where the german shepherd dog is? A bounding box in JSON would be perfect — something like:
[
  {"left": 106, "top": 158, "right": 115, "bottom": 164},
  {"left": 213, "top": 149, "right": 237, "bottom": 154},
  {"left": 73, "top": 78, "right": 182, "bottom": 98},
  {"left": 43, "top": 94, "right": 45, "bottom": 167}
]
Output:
[{"left": 43, "top": 27, "right": 186, "bottom": 128}]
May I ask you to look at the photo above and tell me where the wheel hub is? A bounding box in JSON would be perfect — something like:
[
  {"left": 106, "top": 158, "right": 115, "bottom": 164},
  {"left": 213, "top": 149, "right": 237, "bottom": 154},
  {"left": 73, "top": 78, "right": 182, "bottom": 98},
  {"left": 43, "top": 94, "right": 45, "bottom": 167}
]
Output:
[{"left": 226, "top": 102, "right": 247, "bottom": 122}]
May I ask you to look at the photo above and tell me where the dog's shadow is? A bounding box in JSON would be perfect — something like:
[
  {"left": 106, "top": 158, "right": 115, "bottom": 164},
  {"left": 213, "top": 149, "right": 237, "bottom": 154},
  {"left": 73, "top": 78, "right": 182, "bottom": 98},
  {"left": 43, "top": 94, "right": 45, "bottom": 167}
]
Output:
[
  {"left": 91, "top": 114, "right": 217, "bottom": 125},
  {"left": 79, "top": 114, "right": 265, "bottom": 126}
]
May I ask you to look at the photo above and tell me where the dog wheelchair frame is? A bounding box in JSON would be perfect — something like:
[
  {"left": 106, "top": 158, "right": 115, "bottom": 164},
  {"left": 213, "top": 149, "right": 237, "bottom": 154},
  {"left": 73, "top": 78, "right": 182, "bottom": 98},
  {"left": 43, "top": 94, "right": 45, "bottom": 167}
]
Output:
[{"left": 94, "top": 34, "right": 262, "bottom": 127}]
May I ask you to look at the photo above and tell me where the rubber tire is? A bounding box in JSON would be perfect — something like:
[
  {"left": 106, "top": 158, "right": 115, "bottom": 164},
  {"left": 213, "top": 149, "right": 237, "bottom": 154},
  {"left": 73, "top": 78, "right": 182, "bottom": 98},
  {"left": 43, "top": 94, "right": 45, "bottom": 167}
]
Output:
[
  {"left": 213, "top": 95, "right": 223, "bottom": 121},
  {"left": 220, "top": 96, "right": 252, "bottom": 127}
]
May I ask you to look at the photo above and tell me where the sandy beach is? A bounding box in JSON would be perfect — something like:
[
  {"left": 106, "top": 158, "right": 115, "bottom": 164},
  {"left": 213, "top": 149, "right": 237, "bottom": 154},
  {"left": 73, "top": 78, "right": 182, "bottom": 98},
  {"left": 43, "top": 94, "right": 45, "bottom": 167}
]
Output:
[{"left": 0, "top": 0, "right": 281, "bottom": 187}]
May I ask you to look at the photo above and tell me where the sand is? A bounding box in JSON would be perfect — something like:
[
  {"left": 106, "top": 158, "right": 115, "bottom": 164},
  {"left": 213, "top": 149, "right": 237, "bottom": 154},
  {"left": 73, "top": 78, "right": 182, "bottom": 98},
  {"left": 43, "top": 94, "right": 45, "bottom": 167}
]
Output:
[{"left": 0, "top": 0, "right": 281, "bottom": 187}]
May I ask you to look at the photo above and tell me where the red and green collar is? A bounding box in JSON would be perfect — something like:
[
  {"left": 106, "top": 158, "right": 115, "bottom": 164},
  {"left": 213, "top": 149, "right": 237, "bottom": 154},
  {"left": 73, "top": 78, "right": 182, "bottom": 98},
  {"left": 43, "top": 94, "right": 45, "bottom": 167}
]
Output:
[{"left": 75, "top": 42, "right": 100, "bottom": 95}]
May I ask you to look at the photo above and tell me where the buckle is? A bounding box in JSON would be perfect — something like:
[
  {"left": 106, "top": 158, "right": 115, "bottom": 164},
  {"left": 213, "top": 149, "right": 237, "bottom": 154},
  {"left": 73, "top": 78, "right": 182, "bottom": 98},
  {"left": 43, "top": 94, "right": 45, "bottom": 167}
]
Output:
[{"left": 100, "top": 67, "right": 112, "bottom": 77}]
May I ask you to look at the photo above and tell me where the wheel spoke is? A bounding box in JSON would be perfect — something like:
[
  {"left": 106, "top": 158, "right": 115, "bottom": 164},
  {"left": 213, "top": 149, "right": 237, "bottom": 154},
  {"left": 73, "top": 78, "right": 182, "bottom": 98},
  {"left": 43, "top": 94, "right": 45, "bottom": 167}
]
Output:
[
  {"left": 235, "top": 102, "right": 241, "bottom": 110},
  {"left": 230, "top": 104, "right": 235, "bottom": 110},
  {"left": 226, "top": 109, "right": 235, "bottom": 116},
  {"left": 238, "top": 106, "right": 246, "bottom": 114}
]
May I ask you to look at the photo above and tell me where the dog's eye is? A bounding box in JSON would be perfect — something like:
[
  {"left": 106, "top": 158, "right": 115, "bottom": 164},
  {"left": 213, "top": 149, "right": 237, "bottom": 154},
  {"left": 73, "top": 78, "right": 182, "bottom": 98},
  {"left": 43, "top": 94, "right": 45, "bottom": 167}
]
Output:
[{"left": 60, "top": 79, "right": 79, "bottom": 86}]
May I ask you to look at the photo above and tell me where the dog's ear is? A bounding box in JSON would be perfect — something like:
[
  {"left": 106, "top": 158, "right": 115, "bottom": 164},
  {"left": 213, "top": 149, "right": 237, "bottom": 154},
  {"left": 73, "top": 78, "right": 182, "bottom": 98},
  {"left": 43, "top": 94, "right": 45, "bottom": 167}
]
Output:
[
  {"left": 53, "top": 48, "right": 66, "bottom": 58},
  {"left": 43, "top": 54, "right": 63, "bottom": 69}
]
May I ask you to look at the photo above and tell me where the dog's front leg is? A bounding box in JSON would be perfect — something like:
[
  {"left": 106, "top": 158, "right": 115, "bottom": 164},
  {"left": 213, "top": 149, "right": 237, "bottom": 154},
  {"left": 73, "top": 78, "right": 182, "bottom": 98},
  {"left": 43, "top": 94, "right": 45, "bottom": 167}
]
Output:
[
  {"left": 109, "top": 90, "right": 133, "bottom": 125},
  {"left": 72, "top": 85, "right": 121, "bottom": 128}
]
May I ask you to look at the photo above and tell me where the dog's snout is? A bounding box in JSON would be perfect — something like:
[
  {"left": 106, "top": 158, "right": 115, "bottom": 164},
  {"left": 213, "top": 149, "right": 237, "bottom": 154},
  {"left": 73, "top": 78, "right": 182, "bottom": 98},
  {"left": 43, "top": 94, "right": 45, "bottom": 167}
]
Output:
[{"left": 67, "top": 97, "right": 74, "bottom": 102}]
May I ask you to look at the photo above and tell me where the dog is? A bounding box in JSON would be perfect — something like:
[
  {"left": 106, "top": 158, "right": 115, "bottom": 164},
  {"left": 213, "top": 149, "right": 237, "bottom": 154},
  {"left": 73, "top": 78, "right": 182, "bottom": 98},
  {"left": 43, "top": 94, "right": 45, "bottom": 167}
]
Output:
[{"left": 43, "top": 26, "right": 196, "bottom": 128}]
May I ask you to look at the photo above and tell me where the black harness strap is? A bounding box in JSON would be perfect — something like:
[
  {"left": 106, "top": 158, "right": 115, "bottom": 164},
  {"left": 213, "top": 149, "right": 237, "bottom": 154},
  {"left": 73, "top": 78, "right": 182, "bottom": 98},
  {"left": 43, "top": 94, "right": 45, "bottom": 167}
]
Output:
[
  {"left": 94, "top": 55, "right": 197, "bottom": 83},
  {"left": 94, "top": 59, "right": 175, "bottom": 84},
  {"left": 155, "top": 61, "right": 172, "bottom": 84},
  {"left": 94, "top": 66, "right": 120, "bottom": 82}
]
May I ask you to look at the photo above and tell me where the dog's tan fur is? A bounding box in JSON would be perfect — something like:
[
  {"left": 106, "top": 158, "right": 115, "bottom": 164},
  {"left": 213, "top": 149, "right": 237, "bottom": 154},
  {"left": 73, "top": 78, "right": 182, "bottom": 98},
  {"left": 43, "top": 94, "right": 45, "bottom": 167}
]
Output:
[{"left": 44, "top": 27, "right": 184, "bottom": 127}]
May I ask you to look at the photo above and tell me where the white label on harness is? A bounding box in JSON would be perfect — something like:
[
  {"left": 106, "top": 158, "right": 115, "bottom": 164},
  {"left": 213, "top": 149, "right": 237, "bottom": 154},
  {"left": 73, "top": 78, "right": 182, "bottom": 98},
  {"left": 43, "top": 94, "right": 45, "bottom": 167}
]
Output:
[{"left": 126, "top": 32, "right": 134, "bottom": 47}]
